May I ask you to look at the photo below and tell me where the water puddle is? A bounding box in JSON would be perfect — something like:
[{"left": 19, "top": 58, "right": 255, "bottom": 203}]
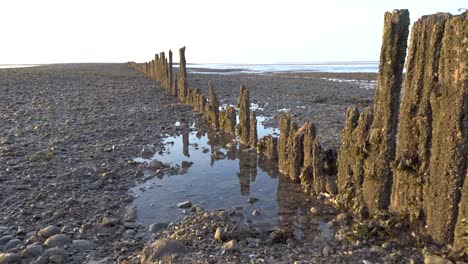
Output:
[{"left": 131, "top": 116, "right": 335, "bottom": 240}]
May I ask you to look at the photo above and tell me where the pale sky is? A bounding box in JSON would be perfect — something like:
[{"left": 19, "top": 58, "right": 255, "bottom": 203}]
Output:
[{"left": 0, "top": 0, "right": 465, "bottom": 64}]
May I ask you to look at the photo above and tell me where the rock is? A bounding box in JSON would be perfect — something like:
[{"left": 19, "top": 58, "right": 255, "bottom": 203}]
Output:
[
  {"left": 424, "top": 255, "right": 453, "bottom": 264},
  {"left": 140, "top": 239, "right": 185, "bottom": 263},
  {"left": 322, "top": 245, "right": 332, "bottom": 256},
  {"left": 181, "top": 161, "right": 192, "bottom": 169},
  {"left": 49, "top": 254, "right": 64, "bottom": 264},
  {"left": 124, "top": 222, "right": 139, "bottom": 229},
  {"left": 381, "top": 241, "right": 392, "bottom": 250},
  {"left": 177, "top": 201, "right": 192, "bottom": 209},
  {"left": 0, "top": 253, "right": 21, "bottom": 264},
  {"left": 21, "top": 244, "right": 44, "bottom": 258},
  {"left": 247, "top": 197, "right": 259, "bottom": 204},
  {"left": 43, "top": 234, "right": 71, "bottom": 248},
  {"left": 3, "top": 238, "right": 21, "bottom": 251},
  {"left": 38, "top": 225, "right": 61, "bottom": 238},
  {"left": 222, "top": 240, "right": 238, "bottom": 251},
  {"left": 336, "top": 213, "right": 349, "bottom": 223},
  {"left": 41, "top": 247, "right": 68, "bottom": 260},
  {"left": 72, "top": 240, "right": 94, "bottom": 252},
  {"left": 267, "top": 228, "right": 290, "bottom": 245},
  {"left": 123, "top": 207, "right": 137, "bottom": 222},
  {"left": 214, "top": 227, "right": 225, "bottom": 241},
  {"left": 310, "top": 207, "right": 319, "bottom": 215},
  {"left": 101, "top": 216, "right": 119, "bottom": 227},
  {"left": 246, "top": 237, "right": 260, "bottom": 248},
  {"left": 149, "top": 223, "right": 168, "bottom": 233},
  {"left": 0, "top": 235, "right": 12, "bottom": 246},
  {"left": 100, "top": 171, "right": 116, "bottom": 180},
  {"left": 148, "top": 159, "right": 164, "bottom": 170},
  {"left": 124, "top": 229, "right": 136, "bottom": 237},
  {"left": 252, "top": 209, "right": 262, "bottom": 216}
]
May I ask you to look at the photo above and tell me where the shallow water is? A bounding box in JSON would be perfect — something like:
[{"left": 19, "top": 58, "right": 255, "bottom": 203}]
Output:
[
  {"left": 131, "top": 117, "right": 335, "bottom": 239},
  {"left": 0, "top": 64, "right": 40, "bottom": 69},
  {"left": 185, "top": 61, "right": 378, "bottom": 74}
]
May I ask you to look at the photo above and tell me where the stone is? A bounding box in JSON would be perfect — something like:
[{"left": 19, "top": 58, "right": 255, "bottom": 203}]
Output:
[
  {"left": 148, "top": 159, "right": 164, "bottom": 170},
  {"left": 149, "top": 223, "right": 169, "bottom": 233},
  {"left": 362, "top": 9, "right": 410, "bottom": 214},
  {"left": 72, "top": 240, "right": 94, "bottom": 252},
  {"left": 3, "top": 238, "right": 21, "bottom": 251},
  {"left": 123, "top": 207, "right": 137, "bottom": 222},
  {"left": 0, "top": 235, "right": 12, "bottom": 246},
  {"left": 43, "top": 234, "right": 71, "bottom": 248},
  {"left": 124, "top": 229, "right": 136, "bottom": 237},
  {"left": 423, "top": 255, "right": 453, "bottom": 264},
  {"left": 49, "top": 254, "right": 64, "bottom": 264},
  {"left": 214, "top": 227, "right": 224, "bottom": 241},
  {"left": 222, "top": 240, "right": 238, "bottom": 251},
  {"left": 21, "top": 244, "right": 44, "bottom": 258},
  {"left": 38, "top": 225, "right": 61, "bottom": 238},
  {"left": 252, "top": 209, "right": 262, "bottom": 216},
  {"left": 123, "top": 222, "right": 139, "bottom": 229},
  {"left": 322, "top": 245, "right": 332, "bottom": 256},
  {"left": 140, "top": 239, "right": 185, "bottom": 263},
  {"left": 267, "top": 228, "right": 290, "bottom": 245},
  {"left": 41, "top": 247, "right": 68, "bottom": 260},
  {"left": 101, "top": 216, "right": 119, "bottom": 227},
  {"left": 336, "top": 213, "right": 349, "bottom": 223},
  {"left": 177, "top": 201, "right": 192, "bottom": 209},
  {"left": 0, "top": 253, "right": 21, "bottom": 264},
  {"left": 246, "top": 237, "right": 260, "bottom": 248}
]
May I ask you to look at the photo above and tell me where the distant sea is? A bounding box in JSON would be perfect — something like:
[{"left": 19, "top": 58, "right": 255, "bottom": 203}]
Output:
[
  {"left": 0, "top": 64, "right": 39, "bottom": 69},
  {"left": 187, "top": 61, "right": 379, "bottom": 74}
]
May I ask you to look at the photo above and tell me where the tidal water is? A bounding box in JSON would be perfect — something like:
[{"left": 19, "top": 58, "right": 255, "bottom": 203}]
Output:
[
  {"left": 0, "top": 64, "right": 40, "bottom": 69},
  {"left": 186, "top": 61, "right": 378, "bottom": 74},
  {"left": 131, "top": 117, "right": 335, "bottom": 238}
]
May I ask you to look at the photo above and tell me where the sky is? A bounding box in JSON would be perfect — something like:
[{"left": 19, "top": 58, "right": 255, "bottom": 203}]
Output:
[{"left": 0, "top": 0, "right": 465, "bottom": 64}]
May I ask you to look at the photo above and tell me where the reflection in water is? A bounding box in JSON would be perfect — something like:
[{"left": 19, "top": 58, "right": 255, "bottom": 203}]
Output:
[
  {"left": 131, "top": 117, "right": 335, "bottom": 239},
  {"left": 182, "top": 129, "right": 190, "bottom": 158}
]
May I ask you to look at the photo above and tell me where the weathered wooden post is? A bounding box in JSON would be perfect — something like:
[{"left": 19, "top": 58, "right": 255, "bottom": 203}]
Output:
[{"left": 237, "top": 85, "right": 250, "bottom": 145}]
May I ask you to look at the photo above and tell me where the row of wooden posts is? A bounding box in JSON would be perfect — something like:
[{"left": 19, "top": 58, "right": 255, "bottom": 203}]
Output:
[{"left": 129, "top": 9, "right": 467, "bottom": 253}]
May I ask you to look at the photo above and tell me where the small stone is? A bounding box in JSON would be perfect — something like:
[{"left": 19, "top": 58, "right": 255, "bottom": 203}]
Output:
[
  {"left": 362, "top": 261, "right": 374, "bottom": 264},
  {"left": 124, "top": 229, "right": 136, "bottom": 237},
  {"left": 101, "top": 171, "right": 116, "bottom": 180},
  {"left": 124, "top": 222, "right": 139, "bottom": 229},
  {"left": 247, "top": 197, "right": 259, "bottom": 204},
  {"left": 267, "top": 228, "right": 290, "bottom": 245},
  {"left": 148, "top": 159, "right": 164, "bottom": 170},
  {"left": 38, "top": 225, "right": 61, "bottom": 238},
  {"left": 336, "top": 213, "right": 349, "bottom": 223},
  {"left": 177, "top": 201, "right": 192, "bottom": 209},
  {"left": 49, "top": 254, "right": 64, "bottom": 264},
  {"left": 214, "top": 227, "right": 224, "bottom": 241},
  {"left": 424, "top": 255, "right": 453, "bottom": 264},
  {"left": 21, "top": 244, "right": 44, "bottom": 257},
  {"left": 0, "top": 253, "right": 21, "bottom": 264},
  {"left": 381, "top": 241, "right": 392, "bottom": 250},
  {"left": 140, "top": 239, "right": 185, "bottom": 263},
  {"left": 0, "top": 235, "right": 12, "bottom": 246},
  {"left": 222, "top": 240, "right": 238, "bottom": 251},
  {"left": 42, "top": 247, "right": 69, "bottom": 260},
  {"left": 44, "top": 234, "right": 71, "bottom": 248},
  {"left": 72, "top": 240, "right": 94, "bottom": 252},
  {"left": 252, "top": 209, "right": 262, "bottom": 216},
  {"left": 181, "top": 161, "right": 192, "bottom": 169},
  {"left": 149, "top": 223, "right": 169, "bottom": 233},
  {"left": 123, "top": 207, "right": 137, "bottom": 222},
  {"left": 101, "top": 216, "right": 119, "bottom": 227},
  {"left": 3, "top": 238, "right": 21, "bottom": 251},
  {"left": 246, "top": 237, "right": 260, "bottom": 248},
  {"left": 322, "top": 245, "right": 332, "bottom": 257},
  {"left": 310, "top": 207, "right": 319, "bottom": 215}
]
